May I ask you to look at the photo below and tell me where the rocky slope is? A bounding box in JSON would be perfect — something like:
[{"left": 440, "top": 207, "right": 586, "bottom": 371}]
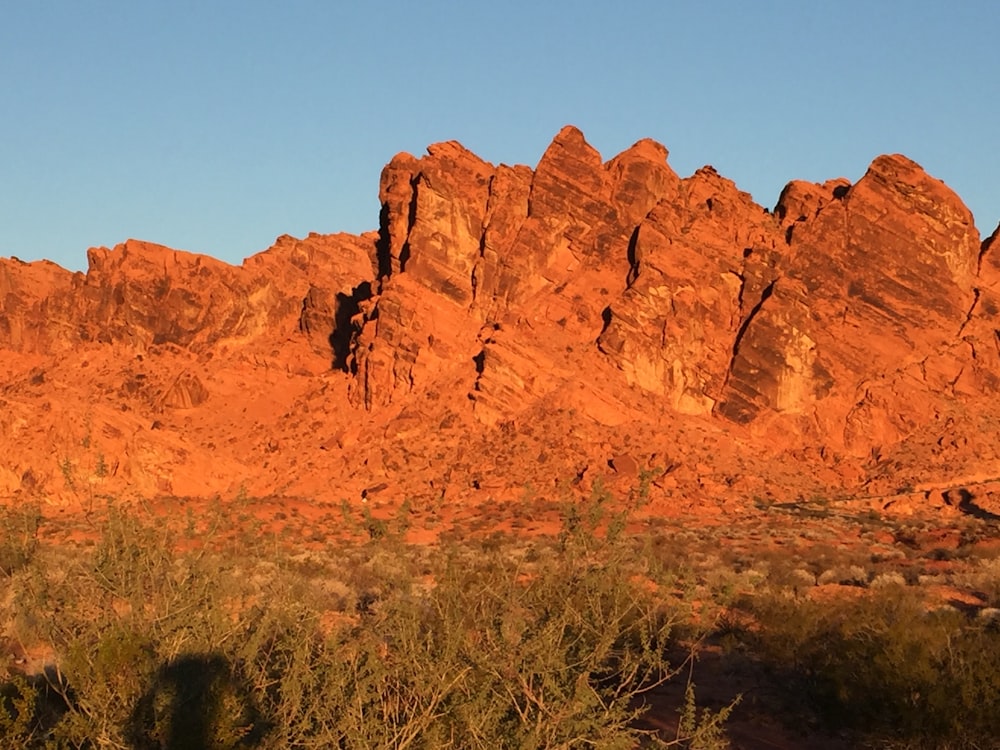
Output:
[{"left": 3, "top": 126, "right": 1000, "bottom": 515}]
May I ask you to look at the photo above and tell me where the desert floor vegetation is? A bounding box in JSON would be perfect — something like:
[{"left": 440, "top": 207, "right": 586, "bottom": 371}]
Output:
[
  {"left": 0, "top": 490, "right": 733, "bottom": 749},
  {"left": 2, "top": 482, "right": 1000, "bottom": 749}
]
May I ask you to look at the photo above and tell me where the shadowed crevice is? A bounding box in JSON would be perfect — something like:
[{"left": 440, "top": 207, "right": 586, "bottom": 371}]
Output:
[
  {"left": 625, "top": 226, "right": 641, "bottom": 288},
  {"left": 731, "top": 280, "right": 775, "bottom": 361},
  {"left": 943, "top": 487, "right": 1000, "bottom": 521},
  {"left": 375, "top": 203, "right": 393, "bottom": 282},
  {"left": 329, "top": 281, "right": 373, "bottom": 372},
  {"left": 398, "top": 175, "right": 421, "bottom": 274}
]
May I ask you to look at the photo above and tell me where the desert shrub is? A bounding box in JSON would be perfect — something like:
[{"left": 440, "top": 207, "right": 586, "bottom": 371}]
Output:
[
  {"left": 735, "top": 589, "right": 1000, "bottom": 748},
  {"left": 0, "top": 670, "right": 69, "bottom": 749},
  {"left": 4, "top": 498, "right": 731, "bottom": 749},
  {"left": 0, "top": 674, "right": 38, "bottom": 748},
  {"left": 868, "top": 571, "right": 907, "bottom": 589},
  {"left": 815, "top": 564, "right": 868, "bottom": 587},
  {"left": 0, "top": 503, "right": 40, "bottom": 577},
  {"left": 15, "top": 504, "right": 244, "bottom": 747},
  {"left": 950, "top": 555, "right": 1000, "bottom": 606},
  {"left": 288, "top": 491, "right": 728, "bottom": 748}
]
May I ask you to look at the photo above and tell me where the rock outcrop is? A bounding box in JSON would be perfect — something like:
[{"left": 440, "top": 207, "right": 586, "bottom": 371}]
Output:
[
  {"left": 349, "top": 126, "right": 684, "bottom": 416},
  {"left": 1, "top": 233, "right": 375, "bottom": 358},
  {"left": 2, "top": 126, "right": 999, "bottom": 508},
  {"left": 717, "top": 154, "right": 981, "bottom": 451},
  {"left": 350, "top": 129, "right": 997, "bottom": 455},
  {"left": 598, "top": 164, "right": 783, "bottom": 415}
]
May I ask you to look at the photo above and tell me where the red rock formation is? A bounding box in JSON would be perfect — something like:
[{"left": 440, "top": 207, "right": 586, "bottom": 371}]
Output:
[
  {"left": 0, "top": 232, "right": 375, "bottom": 499},
  {"left": 953, "top": 223, "right": 1000, "bottom": 396},
  {"left": 2, "top": 126, "right": 1000, "bottom": 512},
  {"left": 1, "top": 233, "right": 375, "bottom": 357},
  {"left": 598, "top": 165, "right": 783, "bottom": 414},
  {"left": 351, "top": 130, "right": 998, "bottom": 463},
  {"left": 0, "top": 257, "right": 78, "bottom": 352},
  {"left": 717, "top": 154, "right": 982, "bottom": 452},
  {"left": 350, "top": 126, "right": 683, "bottom": 416}
]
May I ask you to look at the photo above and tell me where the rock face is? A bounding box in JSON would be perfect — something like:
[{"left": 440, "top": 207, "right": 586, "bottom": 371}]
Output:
[
  {"left": 350, "top": 129, "right": 997, "bottom": 453},
  {"left": 717, "top": 155, "right": 981, "bottom": 451},
  {"left": 1, "top": 233, "right": 375, "bottom": 357},
  {"left": 597, "top": 164, "right": 782, "bottom": 415},
  {"left": 2, "top": 126, "right": 1000, "bottom": 508},
  {"left": 350, "top": 126, "right": 684, "bottom": 416},
  {"left": 0, "top": 258, "right": 78, "bottom": 352}
]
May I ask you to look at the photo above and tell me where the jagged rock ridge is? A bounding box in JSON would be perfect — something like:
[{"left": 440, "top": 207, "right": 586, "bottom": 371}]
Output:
[
  {"left": 348, "top": 126, "right": 998, "bottom": 454},
  {"left": 2, "top": 125, "right": 1000, "bottom": 507}
]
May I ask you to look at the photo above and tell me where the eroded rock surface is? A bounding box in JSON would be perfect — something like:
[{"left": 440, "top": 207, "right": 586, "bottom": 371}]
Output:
[{"left": 3, "top": 127, "right": 999, "bottom": 512}]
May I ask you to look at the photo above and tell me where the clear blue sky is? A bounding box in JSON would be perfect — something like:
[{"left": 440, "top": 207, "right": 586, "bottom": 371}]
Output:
[{"left": 2, "top": 1, "right": 997, "bottom": 271}]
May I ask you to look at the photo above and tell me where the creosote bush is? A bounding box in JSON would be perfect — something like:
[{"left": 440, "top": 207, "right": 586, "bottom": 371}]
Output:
[
  {"left": 0, "top": 496, "right": 730, "bottom": 749},
  {"left": 733, "top": 589, "right": 1000, "bottom": 749},
  {"left": 0, "top": 503, "right": 40, "bottom": 577}
]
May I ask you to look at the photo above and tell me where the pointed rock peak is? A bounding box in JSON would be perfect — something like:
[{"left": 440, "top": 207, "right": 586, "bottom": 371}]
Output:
[
  {"left": 381, "top": 151, "right": 421, "bottom": 181},
  {"left": 866, "top": 153, "right": 925, "bottom": 180},
  {"left": 857, "top": 153, "right": 975, "bottom": 227},
  {"left": 539, "top": 125, "right": 602, "bottom": 168},
  {"left": 610, "top": 137, "right": 670, "bottom": 165},
  {"left": 684, "top": 164, "right": 741, "bottom": 195},
  {"left": 859, "top": 154, "right": 957, "bottom": 198},
  {"left": 252, "top": 234, "right": 300, "bottom": 258},
  {"left": 553, "top": 124, "right": 587, "bottom": 144},
  {"left": 251, "top": 233, "right": 310, "bottom": 261},
  {"left": 85, "top": 245, "right": 109, "bottom": 269},
  {"left": 860, "top": 154, "right": 966, "bottom": 207},
  {"left": 422, "top": 140, "right": 495, "bottom": 182},
  {"left": 425, "top": 139, "right": 487, "bottom": 163},
  {"left": 382, "top": 142, "right": 491, "bottom": 196},
  {"left": 683, "top": 165, "right": 749, "bottom": 198}
]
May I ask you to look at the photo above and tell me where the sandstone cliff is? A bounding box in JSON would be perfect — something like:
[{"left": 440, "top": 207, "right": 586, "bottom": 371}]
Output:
[{"left": 2, "top": 127, "right": 999, "bottom": 512}]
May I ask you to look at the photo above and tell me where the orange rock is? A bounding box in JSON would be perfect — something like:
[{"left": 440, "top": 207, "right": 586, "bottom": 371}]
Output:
[
  {"left": 3, "top": 126, "right": 1000, "bottom": 519},
  {"left": 717, "top": 154, "right": 981, "bottom": 453}
]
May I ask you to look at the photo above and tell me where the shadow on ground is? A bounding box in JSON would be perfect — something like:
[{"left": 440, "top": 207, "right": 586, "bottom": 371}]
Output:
[{"left": 126, "top": 654, "right": 267, "bottom": 750}]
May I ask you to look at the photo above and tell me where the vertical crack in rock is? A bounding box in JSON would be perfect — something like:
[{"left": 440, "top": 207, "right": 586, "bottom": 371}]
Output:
[
  {"left": 471, "top": 348, "right": 486, "bottom": 392},
  {"left": 734, "top": 281, "right": 775, "bottom": 357},
  {"left": 328, "top": 280, "right": 373, "bottom": 372},
  {"left": 721, "top": 279, "right": 776, "bottom": 391},
  {"left": 957, "top": 288, "right": 981, "bottom": 338},
  {"left": 624, "top": 226, "right": 641, "bottom": 289},
  {"left": 470, "top": 174, "right": 495, "bottom": 307},
  {"left": 375, "top": 203, "right": 393, "bottom": 283},
  {"left": 597, "top": 306, "right": 613, "bottom": 345}
]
